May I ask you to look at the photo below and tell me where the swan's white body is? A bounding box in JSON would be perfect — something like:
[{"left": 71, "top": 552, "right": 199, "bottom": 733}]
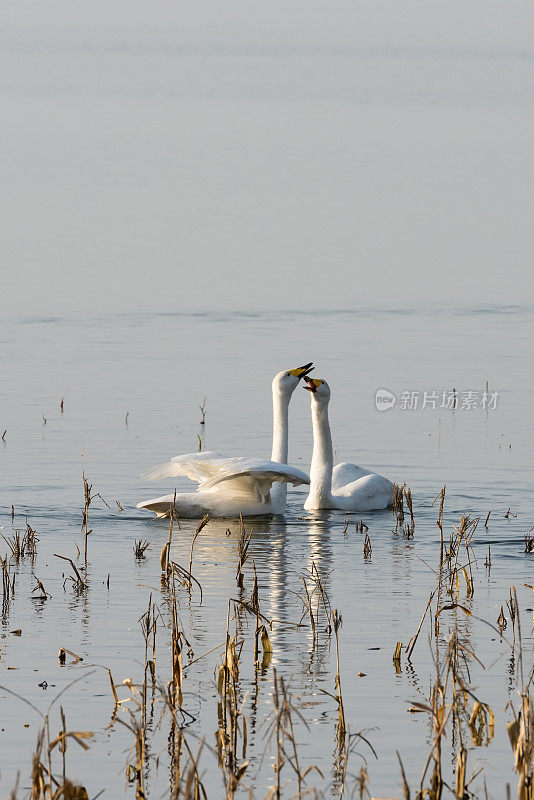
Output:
[
  {"left": 138, "top": 367, "right": 312, "bottom": 518},
  {"left": 303, "top": 379, "right": 394, "bottom": 512}
]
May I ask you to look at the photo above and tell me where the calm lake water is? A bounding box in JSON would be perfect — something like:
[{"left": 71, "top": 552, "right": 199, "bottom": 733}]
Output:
[{"left": 0, "top": 306, "right": 532, "bottom": 797}]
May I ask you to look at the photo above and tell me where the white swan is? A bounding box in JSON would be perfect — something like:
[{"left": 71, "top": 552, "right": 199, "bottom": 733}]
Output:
[
  {"left": 303, "top": 377, "right": 394, "bottom": 512},
  {"left": 137, "top": 364, "right": 314, "bottom": 518}
]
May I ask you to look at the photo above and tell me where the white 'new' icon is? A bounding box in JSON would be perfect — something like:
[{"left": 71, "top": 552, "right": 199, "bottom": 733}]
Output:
[{"left": 375, "top": 389, "right": 396, "bottom": 411}]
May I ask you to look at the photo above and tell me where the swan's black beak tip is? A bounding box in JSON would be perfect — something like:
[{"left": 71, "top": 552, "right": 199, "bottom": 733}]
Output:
[{"left": 289, "top": 362, "right": 315, "bottom": 379}]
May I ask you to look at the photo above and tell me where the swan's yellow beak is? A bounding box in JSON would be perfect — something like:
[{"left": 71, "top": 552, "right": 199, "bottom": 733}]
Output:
[
  {"left": 289, "top": 362, "right": 314, "bottom": 379},
  {"left": 304, "top": 377, "right": 323, "bottom": 393}
]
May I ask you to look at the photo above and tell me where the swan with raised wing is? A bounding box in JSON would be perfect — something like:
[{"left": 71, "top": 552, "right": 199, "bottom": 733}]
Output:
[
  {"left": 303, "top": 376, "right": 394, "bottom": 512},
  {"left": 137, "top": 364, "right": 314, "bottom": 518}
]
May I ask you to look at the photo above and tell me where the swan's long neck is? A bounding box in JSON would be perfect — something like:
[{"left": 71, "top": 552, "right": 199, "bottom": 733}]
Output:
[
  {"left": 270, "top": 387, "right": 290, "bottom": 511},
  {"left": 307, "top": 399, "right": 334, "bottom": 507}
]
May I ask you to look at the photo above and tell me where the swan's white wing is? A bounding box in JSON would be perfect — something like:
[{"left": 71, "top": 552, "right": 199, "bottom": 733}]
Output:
[
  {"left": 201, "top": 458, "right": 310, "bottom": 496},
  {"left": 138, "top": 459, "right": 309, "bottom": 517},
  {"left": 144, "top": 451, "right": 223, "bottom": 484},
  {"left": 334, "top": 472, "right": 394, "bottom": 510},
  {"left": 332, "top": 462, "right": 372, "bottom": 491},
  {"left": 144, "top": 453, "right": 308, "bottom": 507}
]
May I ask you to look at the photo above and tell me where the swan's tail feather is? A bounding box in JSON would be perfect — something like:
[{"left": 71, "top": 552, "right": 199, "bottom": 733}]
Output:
[
  {"left": 137, "top": 492, "right": 206, "bottom": 519},
  {"left": 137, "top": 498, "right": 172, "bottom": 517}
]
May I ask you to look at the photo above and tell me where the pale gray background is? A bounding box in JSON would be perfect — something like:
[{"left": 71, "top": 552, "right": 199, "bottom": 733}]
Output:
[{"left": 2, "top": 0, "right": 534, "bottom": 313}]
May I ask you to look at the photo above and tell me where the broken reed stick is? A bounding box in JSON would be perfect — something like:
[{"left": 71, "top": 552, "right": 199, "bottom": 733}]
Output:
[
  {"left": 54, "top": 554, "right": 86, "bottom": 590},
  {"left": 199, "top": 397, "right": 207, "bottom": 425},
  {"left": 393, "top": 641, "right": 403, "bottom": 672}
]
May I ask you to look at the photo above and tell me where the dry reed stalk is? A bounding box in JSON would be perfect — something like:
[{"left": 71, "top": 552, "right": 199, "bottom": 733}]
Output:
[
  {"left": 393, "top": 641, "right": 403, "bottom": 673},
  {"left": 1, "top": 554, "right": 16, "bottom": 614},
  {"left": 264, "top": 669, "right": 322, "bottom": 800},
  {"left": 333, "top": 610, "right": 346, "bottom": 745},
  {"left": 81, "top": 473, "right": 110, "bottom": 565},
  {"left": 397, "top": 751, "right": 411, "bottom": 800},
  {"left": 469, "top": 701, "right": 495, "bottom": 746},
  {"left": 235, "top": 516, "right": 252, "bottom": 589},
  {"left": 9, "top": 772, "right": 20, "bottom": 799},
  {"left": 504, "top": 590, "right": 534, "bottom": 800},
  {"left": 507, "top": 692, "right": 534, "bottom": 799},
  {"left": 167, "top": 577, "right": 193, "bottom": 714},
  {"left": 134, "top": 539, "right": 150, "bottom": 559},
  {"left": 123, "top": 714, "right": 146, "bottom": 799},
  {"left": 131, "top": 596, "right": 162, "bottom": 798},
  {"left": 170, "top": 560, "right": 203, "bottom": 604},
  {"left": 32, "top": 576, "right": 50, "bottom": 601},
  {"left": 507, "top": 589, "right": 518, "bottom": 646},
  {"left": 174, "top": 739, "right": 209, "bottom": 800},
  {"left": 295, "top": 562, "right": 335, "bottom": 644},
  {"left": 199, "top": 397, "right": 207, "bottom": 425},
  {"left": 189, "top": 514, "right": 210, "bottom": 586},
  {"left": 498, "top": 606, "right": 508, "bottom": 634},
  {"left": 309, "top": 561, "right": 333, "bottom": 633},
  {"left": 393, "top": 483, "right": 405, "bottom": 534},
  {"left": 432, "top": 486, "right": 446, "bottom": 560},
  {"left": 57, "top": 647, "right": 83, "bottom": 666},
  {"left": 402, "top": 486, "right": 415, "bottom": 539},
  {"left": 299, "top": 576, "right": 317, "bottom": 643},
  {"left": 455, "top": 746, "right": 467, "bottom": 799},
  {"left": 406, "top": 590, "right": 436, "bottom": 660},
  {"left": 82, "top": 472, "right": 92, "bottom": 564},
  {"left": 54, "top": 554, "right": 86, "bottom": 591},
  {"left": 31, "top": 716, "right": 93, "bottom": 799},
  {"left": 0, "top": 678, "right": 99, "bottom": 800},
  {"left": 25, "top": 521, "right": 38, "bottom": 556},
  {"left": 251, "top": 566, "right": 260, "bottom": 665},
  {"left": 446, "top": 516, "right": 478, "bottom": 598},
  {"left": 215, "top": 601, "right": 249, "bottom": 797},
  {"left": 161, "top": 490, "right": 178, "bottom": 574},
  {"left": 1, "top": 522, "right": 38, "bottom": 562}
]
